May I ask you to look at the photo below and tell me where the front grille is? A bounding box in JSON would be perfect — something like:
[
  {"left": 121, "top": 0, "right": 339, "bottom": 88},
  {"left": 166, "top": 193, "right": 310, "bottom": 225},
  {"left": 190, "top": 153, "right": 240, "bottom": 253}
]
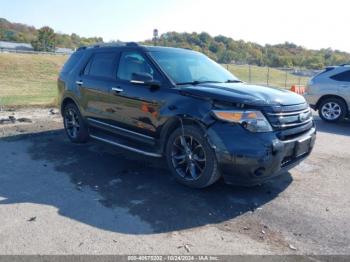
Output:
[{"left": 264, "top": 103, "right": 314, "bottom": 140}]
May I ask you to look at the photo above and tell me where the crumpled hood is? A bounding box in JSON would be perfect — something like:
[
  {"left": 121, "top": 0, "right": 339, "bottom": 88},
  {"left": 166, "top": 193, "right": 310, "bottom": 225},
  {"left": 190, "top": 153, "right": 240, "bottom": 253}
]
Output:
[{"left": 179, "top": 82, "right": 306, "bottom": 106}]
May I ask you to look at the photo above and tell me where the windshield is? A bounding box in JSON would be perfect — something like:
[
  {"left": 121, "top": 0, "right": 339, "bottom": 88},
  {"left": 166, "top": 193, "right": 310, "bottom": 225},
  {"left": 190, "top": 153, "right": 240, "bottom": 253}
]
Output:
[{"left": 150, "top": 51, "right": 240, "bottom": 85}]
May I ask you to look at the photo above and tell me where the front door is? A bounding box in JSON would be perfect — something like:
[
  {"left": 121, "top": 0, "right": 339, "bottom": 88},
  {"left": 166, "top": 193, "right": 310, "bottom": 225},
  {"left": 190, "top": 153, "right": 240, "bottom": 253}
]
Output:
[{"left": 109, "top": 50, "right": 167, "bottom": 138}]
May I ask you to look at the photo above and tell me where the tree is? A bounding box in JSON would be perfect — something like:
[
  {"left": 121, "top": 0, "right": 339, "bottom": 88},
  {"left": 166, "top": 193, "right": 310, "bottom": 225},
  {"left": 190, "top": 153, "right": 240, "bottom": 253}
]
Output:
[
  {"left": 31, "top": 26, "right": 56, "bottom": 52},
  {"left": 199, "top": 32, "right": 211, "bottom": 46},
  {"left": 220, "top": 50, "right": 235, "bottom": 64},
  {"left": 141, "top": 31, "right": 350, "bottom": 69}
]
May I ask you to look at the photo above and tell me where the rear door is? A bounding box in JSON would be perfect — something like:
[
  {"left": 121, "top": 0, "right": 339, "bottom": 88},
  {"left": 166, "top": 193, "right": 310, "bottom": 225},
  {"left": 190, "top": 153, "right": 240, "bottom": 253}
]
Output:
[
  {"left": 330, "top": 69, "right": 350, "bottom": 107},
  {"left": 78, "top": 51, "right": 120, "bottom": 123}
]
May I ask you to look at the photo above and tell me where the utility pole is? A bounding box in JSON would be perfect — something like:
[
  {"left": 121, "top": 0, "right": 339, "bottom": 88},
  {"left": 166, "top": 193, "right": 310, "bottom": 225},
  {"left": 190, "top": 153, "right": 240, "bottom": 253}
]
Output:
[
  {"left": 153, "top": 29, "right": 159, "bottom": 46},
  {"left": 285, "top": 70, "right": 288, "bottom": 89},
  {"left": 267, "top": 67, "right": 270, "bottom": 86},
  {"left": 249, "top": 64, "right": 252, "bottom": 83}
]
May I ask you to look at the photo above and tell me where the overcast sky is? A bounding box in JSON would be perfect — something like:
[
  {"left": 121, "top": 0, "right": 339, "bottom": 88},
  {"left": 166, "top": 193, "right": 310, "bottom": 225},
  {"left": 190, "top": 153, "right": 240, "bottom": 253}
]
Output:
[{"left": 1, "top": 0, "right": 349, "bottom": 52}]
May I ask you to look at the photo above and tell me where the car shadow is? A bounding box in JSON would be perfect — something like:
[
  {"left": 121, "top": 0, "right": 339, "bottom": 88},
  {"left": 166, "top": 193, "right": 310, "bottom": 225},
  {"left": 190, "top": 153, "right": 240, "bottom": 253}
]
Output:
[
  {"left": 313, "top": 115, "right": 350, "bottom": 137},
  {"left": 0, "top": 130, "right": 293, "bottom": 234}
]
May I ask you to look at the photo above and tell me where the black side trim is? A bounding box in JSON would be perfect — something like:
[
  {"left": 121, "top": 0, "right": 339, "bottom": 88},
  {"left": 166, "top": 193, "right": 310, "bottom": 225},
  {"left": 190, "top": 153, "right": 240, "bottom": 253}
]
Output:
[{"left": 87, "top": 118, "right": 155, "bottom": 146}]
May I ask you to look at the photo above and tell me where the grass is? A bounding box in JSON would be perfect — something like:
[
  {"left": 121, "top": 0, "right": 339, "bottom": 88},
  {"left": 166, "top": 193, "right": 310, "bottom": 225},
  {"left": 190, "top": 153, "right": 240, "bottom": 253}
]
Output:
[
  {"left": 224, "top": 64, "right": 310, "bottom": 88},
  {"left": 0, "top": 53, "right": 310, "bottom": 107},
  {"left": 0, "top": 53, "right": 67, "bottom": 107}
]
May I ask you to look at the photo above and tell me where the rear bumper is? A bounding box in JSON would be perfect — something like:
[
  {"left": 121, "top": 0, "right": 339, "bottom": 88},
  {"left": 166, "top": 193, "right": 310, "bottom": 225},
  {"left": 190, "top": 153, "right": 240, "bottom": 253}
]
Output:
[
  {"left": 207, "top": 122, "right": 316, "bottom": 186},
  {"left": 303, "top": 93, "right": 320, "bottom": 110}
]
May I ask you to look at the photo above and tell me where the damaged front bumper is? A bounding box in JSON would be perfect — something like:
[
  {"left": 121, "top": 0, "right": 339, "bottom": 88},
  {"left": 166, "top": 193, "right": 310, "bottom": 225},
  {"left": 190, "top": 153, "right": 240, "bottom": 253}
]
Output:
[{"left": 206, "top": 122, "right": 316, "bottom": 186}]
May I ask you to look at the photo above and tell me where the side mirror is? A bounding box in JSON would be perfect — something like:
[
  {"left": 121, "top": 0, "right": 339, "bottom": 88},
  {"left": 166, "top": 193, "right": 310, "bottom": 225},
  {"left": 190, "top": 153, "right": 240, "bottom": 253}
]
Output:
[{"left": 131, "top": 72, "right": 160, "bottom": 87}]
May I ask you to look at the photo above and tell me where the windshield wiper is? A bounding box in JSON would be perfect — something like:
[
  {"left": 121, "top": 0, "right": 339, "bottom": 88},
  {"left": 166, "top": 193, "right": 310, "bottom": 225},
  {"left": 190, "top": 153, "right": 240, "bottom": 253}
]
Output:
[
  {"left": 176, "top": 80, "right": 222, "bottom": 86},
  {"left": 225, "top": 79, "right": 243, "bottom": 83}
]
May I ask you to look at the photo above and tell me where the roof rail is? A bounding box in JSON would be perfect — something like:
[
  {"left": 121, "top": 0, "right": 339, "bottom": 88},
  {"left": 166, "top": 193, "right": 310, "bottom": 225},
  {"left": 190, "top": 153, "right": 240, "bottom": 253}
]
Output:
[
  {"left": 76, "top": 46, "right": 87, "bottom": 51},
  {"left": 91, "top": 42, "right": 140, "bottom": 48},
  {"left": 75, "top": 42, "right": 140, "bottom": 52},
  {"left": 125, "top": 42, "right": 139, "bottom": 47},
  {"left": 91, "top": 42, "right": 123, "bottom": 48},
  {"left": 339, "top": 63, "right": 350, "bottom": 66}
]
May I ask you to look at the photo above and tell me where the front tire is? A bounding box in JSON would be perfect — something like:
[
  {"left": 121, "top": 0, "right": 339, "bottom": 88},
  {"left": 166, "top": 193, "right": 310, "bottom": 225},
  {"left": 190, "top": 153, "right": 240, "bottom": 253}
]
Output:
[
  {"left": 63, "top": 103, "right": 89, "bottom": 143},
  {"left": 165, "top": 125, "right": 220, "bottom": 188},
  {"left": 318, "top": 97, "right": 347, "bottom": 122}
]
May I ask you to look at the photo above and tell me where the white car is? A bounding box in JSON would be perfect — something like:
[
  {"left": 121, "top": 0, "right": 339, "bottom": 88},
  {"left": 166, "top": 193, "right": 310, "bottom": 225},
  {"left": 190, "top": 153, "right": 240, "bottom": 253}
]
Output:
[{"left": 304, "top": 65, "right": 350, "bottom": 122}]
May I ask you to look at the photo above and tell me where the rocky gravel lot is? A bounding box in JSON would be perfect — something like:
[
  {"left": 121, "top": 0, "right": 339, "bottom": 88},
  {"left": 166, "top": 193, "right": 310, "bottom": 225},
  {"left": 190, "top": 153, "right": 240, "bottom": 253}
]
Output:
[{"left": 0, "top": 108, "right": 349, "bottom": 255}]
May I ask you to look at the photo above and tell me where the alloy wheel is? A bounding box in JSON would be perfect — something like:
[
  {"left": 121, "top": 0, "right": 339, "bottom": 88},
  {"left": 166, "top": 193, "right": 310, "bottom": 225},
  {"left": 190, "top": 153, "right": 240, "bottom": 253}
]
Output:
[
  {"left": 171, "top": 135, "right": 206, "bottom": 181},
  {"left": 64, "top": 108, "right": 80, "bottom": 139},
  {"left": 321, "top": 102, "right": 341, "bottom": 121}
]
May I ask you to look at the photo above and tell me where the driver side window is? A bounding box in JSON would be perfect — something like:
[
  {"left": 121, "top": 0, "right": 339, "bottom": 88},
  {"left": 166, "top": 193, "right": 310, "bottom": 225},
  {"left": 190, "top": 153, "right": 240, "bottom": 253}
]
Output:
[{"left": 117, "top": 51, "right": 157, "bottom": 81}]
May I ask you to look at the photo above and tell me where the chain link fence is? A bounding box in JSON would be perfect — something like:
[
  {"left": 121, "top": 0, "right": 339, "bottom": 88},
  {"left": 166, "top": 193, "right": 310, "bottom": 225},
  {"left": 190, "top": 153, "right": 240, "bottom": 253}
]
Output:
[
  {"left": 0, "top": 48, "right": 71, "bottom": 56},
  {"left": 223, "top": 64, "right": 320, "bottom": 89}
]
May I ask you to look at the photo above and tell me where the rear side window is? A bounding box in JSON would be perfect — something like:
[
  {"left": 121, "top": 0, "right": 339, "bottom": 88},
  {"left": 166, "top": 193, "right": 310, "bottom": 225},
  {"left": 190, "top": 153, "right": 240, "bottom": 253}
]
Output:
[
  {"left": 85, "top": 52, "right": 117, "bottom": 79},
  {"left": 61, "top": 52, "right": 83, "bottom": 73},
  {"left": 330, "top": 70, "right": 350, "bottom": 82},
  {"left": 314, "top": 67, "right": 335, "bottom": 78}
]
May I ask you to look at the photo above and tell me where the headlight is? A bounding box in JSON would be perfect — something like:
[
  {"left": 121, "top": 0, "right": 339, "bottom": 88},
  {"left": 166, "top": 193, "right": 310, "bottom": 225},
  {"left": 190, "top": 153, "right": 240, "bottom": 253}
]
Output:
[{"left": 212, "top": 110, "right": 273, "bottom": 132}]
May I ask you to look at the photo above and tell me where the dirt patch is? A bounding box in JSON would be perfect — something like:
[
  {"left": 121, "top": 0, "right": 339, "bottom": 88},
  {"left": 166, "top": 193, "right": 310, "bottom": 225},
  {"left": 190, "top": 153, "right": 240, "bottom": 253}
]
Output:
[
  {"left": 217, "top": 216, "right": 292, "bottom": 252},
  {"left": 0, "top": 107, "right": 62, "bottom": 138}
]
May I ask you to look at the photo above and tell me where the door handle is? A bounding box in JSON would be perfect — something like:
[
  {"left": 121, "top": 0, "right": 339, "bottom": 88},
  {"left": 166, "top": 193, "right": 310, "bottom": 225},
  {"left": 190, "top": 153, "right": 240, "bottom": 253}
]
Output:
[
  {"left": 76, "top": 81, "right": 83, "bottom": 85},
  {"left": 340, "top": 84, "right": 349, "bottom": 88},
  {"left": 111, "top": 87, "right": 123, "bottom": 93}
]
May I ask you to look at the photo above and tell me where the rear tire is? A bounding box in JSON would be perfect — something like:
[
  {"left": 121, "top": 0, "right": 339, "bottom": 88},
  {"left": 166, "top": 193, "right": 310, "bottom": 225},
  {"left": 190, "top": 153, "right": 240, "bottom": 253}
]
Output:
[
  {"left": 165, "top": 125, "right": 220, "bottom": 188},
  {"left": 63, "top": 103, "right": 89, "bottom": 143},
  {"left": 318, "top": 97, "right": 347, "bottom": 122}
]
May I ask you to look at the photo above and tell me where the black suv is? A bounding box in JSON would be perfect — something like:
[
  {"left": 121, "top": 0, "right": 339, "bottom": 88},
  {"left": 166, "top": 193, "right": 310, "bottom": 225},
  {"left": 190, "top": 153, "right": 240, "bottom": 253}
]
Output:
[{"left": 58, "top": 43, "right": 316, "bottom": 188}]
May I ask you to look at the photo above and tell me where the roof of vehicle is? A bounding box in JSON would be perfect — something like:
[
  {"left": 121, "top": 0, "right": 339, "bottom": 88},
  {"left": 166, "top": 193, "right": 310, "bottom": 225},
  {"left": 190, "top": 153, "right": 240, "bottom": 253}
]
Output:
[
  {"left": 76, "top": 42, "right": 195, "bottom": 54},
  {"left": 324, "top": 64, "right": 350, "bottom": 70},
  {"left": 312, "top": 63, "right": 350, "bottom": 79},
  {"left": 142, "top": 45, "right": 195, "bottom": 53}
]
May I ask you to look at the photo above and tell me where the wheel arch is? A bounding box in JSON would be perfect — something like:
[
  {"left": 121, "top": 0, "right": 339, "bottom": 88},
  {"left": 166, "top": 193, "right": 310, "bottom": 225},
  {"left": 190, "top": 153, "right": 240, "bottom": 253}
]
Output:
[
  {"left": 159, "top": 115, "right": 209, "bottom": 154},
  {"left": 316, "top": 95, "right": 349, "bottom": 114},
  {"left": 60, "top": 96, "right": 79, "bottom": 116}
]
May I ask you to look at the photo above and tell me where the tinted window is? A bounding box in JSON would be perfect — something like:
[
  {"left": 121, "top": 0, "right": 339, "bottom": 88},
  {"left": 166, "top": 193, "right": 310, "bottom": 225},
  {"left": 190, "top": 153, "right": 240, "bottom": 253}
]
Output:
[
  {"left": 331, "top": 70, "right": 350, "bottom": 82},
  {"left": 88, "top": 52, "right": 117, "bottom": 79},
  {"left": 61, "top": 52, "right": 83, "bottom": 73},
  {"left": 83, "top": 59, "right": 92, "bottom": 75},
  {"left": 117, "top": 51, "right": 157, "bottom": 81},
  {"left": 314, "top": 67, "right": 335, "bottom": 78}
]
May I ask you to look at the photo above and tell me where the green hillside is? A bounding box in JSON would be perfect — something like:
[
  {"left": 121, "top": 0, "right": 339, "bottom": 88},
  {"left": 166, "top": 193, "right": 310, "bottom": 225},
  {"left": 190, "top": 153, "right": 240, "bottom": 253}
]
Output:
[
  {"left": 0, "top": 17, "right": 102, "bottom": 50},
  {"left": 143, "top": 32, "right": 350, "bottom": 69},
  {"left": 0, "top": 53, "right": 67, "bottom": 106}
]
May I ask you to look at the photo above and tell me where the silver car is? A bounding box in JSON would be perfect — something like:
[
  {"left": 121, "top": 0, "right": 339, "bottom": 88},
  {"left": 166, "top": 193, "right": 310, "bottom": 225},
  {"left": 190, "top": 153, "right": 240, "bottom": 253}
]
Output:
[{"left": 304, "top": 65, "right": 350, "bottom": 122}]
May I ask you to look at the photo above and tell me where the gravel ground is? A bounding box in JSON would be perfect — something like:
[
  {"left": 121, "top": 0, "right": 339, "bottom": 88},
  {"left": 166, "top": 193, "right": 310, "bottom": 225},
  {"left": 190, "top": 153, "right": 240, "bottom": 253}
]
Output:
[{"left": 0, "top": 108, "right": 349, "bottom": 255}]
